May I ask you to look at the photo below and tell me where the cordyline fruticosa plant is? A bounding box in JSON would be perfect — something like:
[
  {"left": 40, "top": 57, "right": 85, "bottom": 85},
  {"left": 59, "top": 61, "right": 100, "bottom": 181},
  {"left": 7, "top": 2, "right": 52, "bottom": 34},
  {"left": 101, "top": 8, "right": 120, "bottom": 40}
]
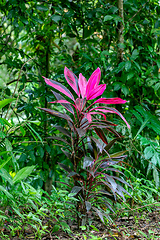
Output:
[{"left": 39, "top": 67, "right": 131, "bottom": 226}]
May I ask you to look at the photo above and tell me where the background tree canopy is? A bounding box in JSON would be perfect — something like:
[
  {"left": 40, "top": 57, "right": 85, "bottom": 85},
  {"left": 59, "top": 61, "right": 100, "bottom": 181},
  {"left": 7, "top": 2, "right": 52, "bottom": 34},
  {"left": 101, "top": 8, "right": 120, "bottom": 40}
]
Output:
[{"left": 0, "top": 0, "right": 160, "bottom": 192}]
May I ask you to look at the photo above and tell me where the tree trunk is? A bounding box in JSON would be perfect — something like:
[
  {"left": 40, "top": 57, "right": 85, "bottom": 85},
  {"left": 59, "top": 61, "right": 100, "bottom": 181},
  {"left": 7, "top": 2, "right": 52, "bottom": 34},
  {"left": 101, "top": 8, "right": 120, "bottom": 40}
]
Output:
[{"left": 117, "top": 0, "right": 124, "bottom": 62}]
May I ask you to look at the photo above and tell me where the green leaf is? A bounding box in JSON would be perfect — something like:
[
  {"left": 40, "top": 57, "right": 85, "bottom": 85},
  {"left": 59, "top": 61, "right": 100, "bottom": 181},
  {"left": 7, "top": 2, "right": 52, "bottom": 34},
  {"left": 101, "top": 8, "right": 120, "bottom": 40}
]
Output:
[
  {"left": 0, "top": 131, "right": 5, "bottom": 138},
  {"left": 0, "top": 99, "right": 16, "bottom": 109},
  {"left": 0, "top": 168, "right": 13, "bottom": 185},
  {"left": 36, "top": 5, "right": 48, "bottom": 11},
  {"left": 153, "top": 168, "right": 159, "bottom": 189},
  {"left": 133, "top": 61, "right": 141, "bottom": 72},
  {"left": 51, "top": 15, "right": 62, "bottom": 22},
  {"left": 25, "top": 123, "right": 43, "bottom": 144},
  {"left": 5, "top": 138, "right": 12, "bottom": 152},
  {"left": 154, "top": 83, "right": 160, "bottom": 91},
  {"left": 131, "top": 110, "right": 143, "bottom": 123},
  {"left": 131, "top": 49, "right": 139, "bottom": 60},
  {"left": 37, "top": 146, "right": 44, "bottom": 158},
  {"left": 151, "top": 152, "right": 159, "bottom": 166},
  {"left": 125, "top": 61, "right": 131, "bottom": 71},
  {"left": 13, "top": 165, "right": 35, "bottom": 184},
  {"left": 0, "top": 157, "right": 11, "bottom": 170},
  {"left": 104, "top": 15, "right": 113, "bottom": 21},
  {"left": 144, "top": 146, "right": 154, "bottom": 159},
  {"left": 0, "top": 185, "right": 14, "bottom": 199},
  {"left": 13, "top": 207, "right": 24, "bottom": 219},
  {"left": 137, "top": 135, "right": 151, "bottom": 145},
  {"left": 20, "top": 126, "right": 26, "bottom": 136},
  {"left": 29, "top": 151, "right": 35, "bottom": 162},
  {"left": 32, "top": 17, "right": 43, "bottom": 24},
  {"left": 127, "top": 71, "right": 134, "bottom": 80},
  {"left": 148, "top": 46, "right": 153, "bottom": 52},
  {"left": 0, "top": 118, "right": 11, "bottom": 127},
  {"left": 122, "top": 85, "right": 129, "bottom": 96}
]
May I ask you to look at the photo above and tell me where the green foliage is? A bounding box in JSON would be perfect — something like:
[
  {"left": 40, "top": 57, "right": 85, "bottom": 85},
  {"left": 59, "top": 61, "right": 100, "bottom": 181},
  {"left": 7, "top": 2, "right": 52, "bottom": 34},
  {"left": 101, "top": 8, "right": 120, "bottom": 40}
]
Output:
[{"left": 0, "top": 0, "right": 160, "bottom": 234}]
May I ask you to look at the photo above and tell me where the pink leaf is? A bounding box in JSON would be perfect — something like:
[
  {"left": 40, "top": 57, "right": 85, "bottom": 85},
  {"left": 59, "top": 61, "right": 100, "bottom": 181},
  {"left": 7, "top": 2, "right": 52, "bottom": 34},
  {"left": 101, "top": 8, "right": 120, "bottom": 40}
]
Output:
[
  {"left": 88, "top": 111, "right": 106, "bottom": 120},
  {"left": 93, "top": 98, "right": 127, "bottom": 105},
  {"left": 43, "top": 77, "right": 75, "bottom": 101},
  {"left": 83, "top": 113, "right": 92, "bottom": 123},
  {"left": 87, "top": 84, "right": 106, "bottom": 100},
  {"left": 89, "top": 107, "right": 130, "bottom": 129},
  {"left": 64, "top": 67, "right": 80, "bottom": 97},
  {"left": 86, "top": 68, "right": 101, "bottom": 97},
  {"left": 78, "top": 73, "right": 87, "bottom": 98}
]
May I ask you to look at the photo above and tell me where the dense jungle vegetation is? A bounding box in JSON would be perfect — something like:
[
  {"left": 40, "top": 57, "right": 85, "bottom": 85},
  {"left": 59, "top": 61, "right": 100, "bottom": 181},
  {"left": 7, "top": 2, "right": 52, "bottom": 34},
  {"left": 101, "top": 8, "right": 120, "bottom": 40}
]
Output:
[{"left": 0, "top": 0, "right": 160, "bottom": 239}]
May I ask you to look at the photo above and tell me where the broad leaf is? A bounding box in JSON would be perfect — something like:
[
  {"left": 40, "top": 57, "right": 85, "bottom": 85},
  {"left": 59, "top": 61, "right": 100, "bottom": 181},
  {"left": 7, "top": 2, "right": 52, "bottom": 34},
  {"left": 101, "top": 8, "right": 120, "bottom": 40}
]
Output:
[
  {"left": 92, "top": 207, "right": 104, "bottom": 223},
  {"left": 70, "top": 186, "right": 82, "bottom": 196},
  {"left": 94, "top": 128, "right": 108, "bottom": 144},
  {"left": 0, "top": 186, "right": 14, "bottom": 199},
  {"left": 13, "top": 165, "right": 35, "bottom": 183},
  {"left": 51, "top": 90, "right": 74, "bottom": 114},
  {"left": 58, "top": 162, "right": 72, "bottom": 173},
  {"left": 39, "top": 108, "right": 73, "bottom": 122},
  {"left": 43, "top": 77, "right": 75, "bottom": 101},
  {"left": 54, "top": 125, "right": 71, "bottom": 137},
  {"left": 85, "top": 201, "right": 91, "bottom": 212},
  {"left": 76, "top": 128, "right": 86, "bottom": 138},
  {"left": 83, "top": 156, "right": 94, "bottom": 169},
  {"left": 64, "top": 67, "right": 80, "bottom": 97},
  {"left": 0, "top": 98, "right": 16, "bottom": 109}
]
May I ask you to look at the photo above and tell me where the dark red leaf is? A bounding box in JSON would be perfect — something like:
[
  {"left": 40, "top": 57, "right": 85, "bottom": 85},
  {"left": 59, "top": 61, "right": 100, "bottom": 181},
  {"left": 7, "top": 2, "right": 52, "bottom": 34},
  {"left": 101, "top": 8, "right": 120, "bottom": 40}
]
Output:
[
  {"left": 76, "top": 128, "right": 86, "bottom": 138},
  {"left": 53, "top": 125, "right": 71, "bottom": 137},
  {"left": 85, "top": 201, "right": 91, "bottom": 212},
  {"left": 49, "top": 136, "right": 71, "bottom": 146},
  {"left": 39, "top": 108, "right": 73, "bottom": 122},
  {"left": 58, "top": 162, "right": 72, "bottom": 173},
  {"left": 51, "top": 90, "right": 74, "bottom": 114},
  {"left": 83, "top": 156, "right": 94, "bottom": 169},
  {"left": 94, "top": 128, "right": 108, "bottom": 144},
  {"left": 70, "top": 186, "right": 82, "bottom": 196}
]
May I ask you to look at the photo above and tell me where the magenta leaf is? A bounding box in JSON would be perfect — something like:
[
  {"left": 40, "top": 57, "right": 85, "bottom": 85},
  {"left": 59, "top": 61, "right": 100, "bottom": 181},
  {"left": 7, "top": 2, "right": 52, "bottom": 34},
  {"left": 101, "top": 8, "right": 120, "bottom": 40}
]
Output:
[
  {"left": 43, "top": 76, "right": 75, "bottom": 101},
  {"left": 78, "top": 73, "right": 87, "bottom": 98},
  {"left": 87, "top": 84, "right": 106, "bottom": 100},
  {"left": 113, "top": 176, "right": 131, "bottom": 188},
  {"left": 80, "top": 117, "right": 89, "bottom": 129},
  {"left": 93, "top": 97, "right": 127, "bottom": 105},
  {"left": 86, "top": 68, "right": 101, "bottom": 97},
  {"left": 89, "top": 106, "right": 130, "bottom": 128},
  {"left": 64, "top": 67, "right": 80, "bottom": 97},
  {"left": 104, "top": 138, "right": 121, "bottom": 152}
]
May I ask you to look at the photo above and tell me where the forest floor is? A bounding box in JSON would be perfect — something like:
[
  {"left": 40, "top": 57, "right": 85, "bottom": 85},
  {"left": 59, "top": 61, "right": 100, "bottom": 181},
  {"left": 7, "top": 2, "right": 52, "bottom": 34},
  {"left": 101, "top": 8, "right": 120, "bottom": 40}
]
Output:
[{"left": 1, "top": 206, "right": 160, "bottom": 240}]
